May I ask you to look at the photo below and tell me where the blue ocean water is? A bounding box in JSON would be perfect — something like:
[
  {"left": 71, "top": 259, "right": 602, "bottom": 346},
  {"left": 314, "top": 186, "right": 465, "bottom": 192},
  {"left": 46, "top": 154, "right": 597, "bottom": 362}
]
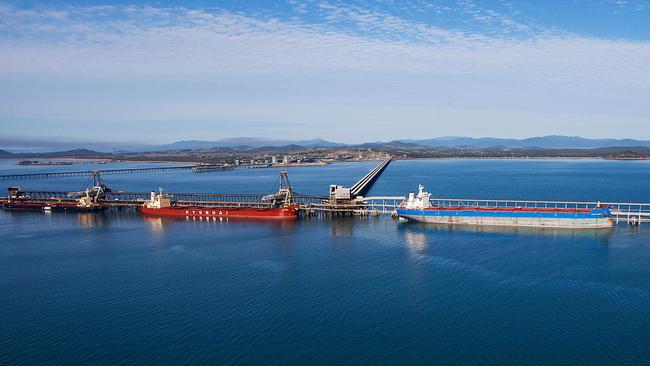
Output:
[{"left": 1, "top": 158, "right": 650, "bottom": 365}]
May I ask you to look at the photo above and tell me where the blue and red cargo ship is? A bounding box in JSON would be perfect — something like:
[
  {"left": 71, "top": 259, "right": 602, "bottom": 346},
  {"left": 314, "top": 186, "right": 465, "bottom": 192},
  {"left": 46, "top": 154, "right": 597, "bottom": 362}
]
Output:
[{"left": 396, "top": 185, "right": 612, "bottom": 229}]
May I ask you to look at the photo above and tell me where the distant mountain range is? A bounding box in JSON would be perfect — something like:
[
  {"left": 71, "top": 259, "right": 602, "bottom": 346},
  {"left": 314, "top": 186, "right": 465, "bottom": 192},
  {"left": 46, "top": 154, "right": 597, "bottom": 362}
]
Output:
[
  {"left": 0, "top": 149, "right": 111, "bottom": 158},
  {"left": 166, "top": 135, "right": 650, "bottom": 150},
  {"left": 3, "top": 135, "right": 650, "bottom": 153},
  {"left": 92, "top": 135, "right": 650, "bottom": 151},
  {"left": 155, "top": 138, "right": 346, "bottom": 151},
  {"left": 397, "top": 135, "right": 650, "bottom": 149}
]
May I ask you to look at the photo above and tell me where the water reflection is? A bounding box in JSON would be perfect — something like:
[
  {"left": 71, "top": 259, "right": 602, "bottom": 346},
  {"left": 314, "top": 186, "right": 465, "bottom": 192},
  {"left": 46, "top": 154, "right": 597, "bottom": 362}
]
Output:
[
  {"left": 76, "top": 213, "right": 106, "bottom": 228},
  {"left": 404, "top": 231, "right": 427, "bottom": 252},
  {"left": 330, "top": 217, "right": 354, "bottom": 236},
  {"left": 141, "top": 214, "right": 298, "bottom": 230},
  {"left": 145, "top": 216, "right": 165, "bottom": 232}
]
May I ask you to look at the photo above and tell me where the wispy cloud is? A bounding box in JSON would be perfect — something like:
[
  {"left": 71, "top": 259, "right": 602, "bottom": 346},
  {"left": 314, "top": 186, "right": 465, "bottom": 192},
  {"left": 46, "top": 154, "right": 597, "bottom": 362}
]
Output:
[
  {"left": 0, "top": 1, "right": 649, "bottom": 141},
  {"left": 0, "top": 2, "right": 648, "bottom": 88},
  {"left": 602, "top": 0, "right": 649, "bottom": 12}
]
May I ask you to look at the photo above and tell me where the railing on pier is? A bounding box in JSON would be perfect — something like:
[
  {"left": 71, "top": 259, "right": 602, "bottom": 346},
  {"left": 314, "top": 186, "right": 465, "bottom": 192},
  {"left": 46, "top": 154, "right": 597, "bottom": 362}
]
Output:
[
  {"left": 293, "top": 195, "right": 330, "bottom": 205},
  {"left": 428, "top": 197, "right": 604, "bottom": 210},
  {"left": 609, "top": 204, "right": 650, "bottom": 224},
  {"left": 362, "top": 196, "right": 405, "bottom": 214}
]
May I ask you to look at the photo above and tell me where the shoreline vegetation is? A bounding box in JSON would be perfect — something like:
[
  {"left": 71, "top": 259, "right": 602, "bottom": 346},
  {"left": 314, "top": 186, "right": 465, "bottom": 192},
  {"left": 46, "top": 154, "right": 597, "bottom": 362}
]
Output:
[{"left": 1, "top": 146, "right": 650, "bottom": 167}]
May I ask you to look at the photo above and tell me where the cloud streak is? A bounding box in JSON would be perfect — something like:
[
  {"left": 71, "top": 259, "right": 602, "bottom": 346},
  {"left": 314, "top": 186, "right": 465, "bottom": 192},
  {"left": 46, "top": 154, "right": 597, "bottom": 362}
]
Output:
[
  {"left": 0, "top": 1, "right": 649, "bottom": 141},
  {"left": 0, "top": 2, "right": 648, "bottom": 87}
]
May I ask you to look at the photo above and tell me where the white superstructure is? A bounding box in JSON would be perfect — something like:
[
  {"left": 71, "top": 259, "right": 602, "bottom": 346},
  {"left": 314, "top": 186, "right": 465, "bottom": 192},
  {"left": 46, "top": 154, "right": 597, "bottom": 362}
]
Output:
[
  {"left": 405, "top": 184, "right": 431, "bottom": 210},
  {"left": 145, "top": 188, "right": 172, "bottom": 209}
]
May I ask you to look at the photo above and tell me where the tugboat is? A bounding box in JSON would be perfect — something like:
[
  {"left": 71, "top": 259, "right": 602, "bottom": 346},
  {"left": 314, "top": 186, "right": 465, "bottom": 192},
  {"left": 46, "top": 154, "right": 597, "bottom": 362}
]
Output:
[
  {"left": 396, "top": 184, "right": 612, "bottom": 229},
  {"left": 140, "top": 171, "right": 299, "bottom": 220}
]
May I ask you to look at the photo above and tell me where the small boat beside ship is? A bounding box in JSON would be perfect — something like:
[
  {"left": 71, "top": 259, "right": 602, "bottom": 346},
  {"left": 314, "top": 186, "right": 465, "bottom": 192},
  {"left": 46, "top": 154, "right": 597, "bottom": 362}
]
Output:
[{"left": 396, "top": 185, "right": 613, "bottom": 229}]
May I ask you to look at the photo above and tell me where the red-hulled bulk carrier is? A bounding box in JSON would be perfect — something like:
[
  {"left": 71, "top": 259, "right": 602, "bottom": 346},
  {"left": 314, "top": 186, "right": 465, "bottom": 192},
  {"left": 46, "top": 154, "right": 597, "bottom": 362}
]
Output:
[
  {"left": 140, "top": 172, "right": 299, "bottom": 220},
  {"left": 140, "top": 194, "right": 298, "bottom": 220}
]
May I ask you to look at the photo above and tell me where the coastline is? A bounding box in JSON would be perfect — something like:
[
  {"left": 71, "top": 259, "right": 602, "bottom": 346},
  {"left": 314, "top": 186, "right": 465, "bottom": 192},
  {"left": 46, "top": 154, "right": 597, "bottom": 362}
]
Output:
[{"left": 2, "top": 155, "right": 649, "bottom": 167}]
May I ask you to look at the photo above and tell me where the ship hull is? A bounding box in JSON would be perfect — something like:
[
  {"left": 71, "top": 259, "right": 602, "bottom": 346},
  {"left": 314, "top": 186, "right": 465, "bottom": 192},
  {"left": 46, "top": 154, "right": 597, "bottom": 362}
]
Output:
[
  {"left": 2, "top": 202, "right": 105, "bottom": 213},
  {"left": 396, "top": 208, "right": 612, "bottom": 229},
  {"left": 140, "top": 205, "right": 299, "bottom": 220}
]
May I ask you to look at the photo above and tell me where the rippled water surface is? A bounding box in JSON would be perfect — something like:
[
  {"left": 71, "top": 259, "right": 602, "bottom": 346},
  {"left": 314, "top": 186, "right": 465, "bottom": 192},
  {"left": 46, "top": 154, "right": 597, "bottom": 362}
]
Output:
[{"left": 1, "top": 159, "right": 650, "bottom": 365}]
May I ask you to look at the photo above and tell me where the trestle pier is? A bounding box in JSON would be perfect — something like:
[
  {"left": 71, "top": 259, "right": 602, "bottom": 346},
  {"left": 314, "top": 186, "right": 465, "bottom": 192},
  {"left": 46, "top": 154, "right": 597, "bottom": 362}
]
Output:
[
  {"left": 0, "top": 163, "right": 278, "bottom": 180},
  {"left": 0, "top": 166, "right": 195, "bottom": 180},
  {"left": 2, "top": 191, "right": 650, "bottom": 226},
  {"left": 2, "top": 157, "right": 649, "bottom": 226}
]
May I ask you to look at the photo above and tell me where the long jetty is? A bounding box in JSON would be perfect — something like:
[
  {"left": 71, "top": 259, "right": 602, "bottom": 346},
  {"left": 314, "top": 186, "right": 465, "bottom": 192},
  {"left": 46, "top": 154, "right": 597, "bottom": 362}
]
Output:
[
  {"left": 350, "top": 157, "right": 391, "bottom": 197},
  {"left": 0, "top": 163, "right": 276, "bottom": 180},
  {"left": 0, "top": 166, "right": 194, "bottom": 180}
]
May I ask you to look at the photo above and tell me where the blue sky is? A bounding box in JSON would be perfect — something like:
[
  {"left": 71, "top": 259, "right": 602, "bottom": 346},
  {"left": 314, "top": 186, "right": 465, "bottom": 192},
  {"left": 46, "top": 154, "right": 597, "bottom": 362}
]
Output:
[{"left": 1, "top": 0, "right": 649, "bottom": 144}]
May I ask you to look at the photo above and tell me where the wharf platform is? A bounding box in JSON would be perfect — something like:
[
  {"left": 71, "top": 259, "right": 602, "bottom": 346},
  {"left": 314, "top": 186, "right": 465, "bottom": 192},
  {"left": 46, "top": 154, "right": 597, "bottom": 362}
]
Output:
[{"left": 1, "top": 157, "right": 649, "bottom": 226}]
